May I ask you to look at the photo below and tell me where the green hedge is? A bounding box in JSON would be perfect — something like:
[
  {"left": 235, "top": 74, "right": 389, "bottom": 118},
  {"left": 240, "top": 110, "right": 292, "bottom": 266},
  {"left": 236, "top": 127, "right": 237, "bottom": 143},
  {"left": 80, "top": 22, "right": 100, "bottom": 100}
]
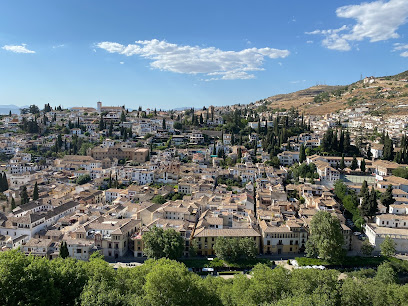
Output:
[
  {"left": 218, "top": 271, "right": 242, "bottom": 275},
  {"left": 296, "top": 256, "right": 387, "bottom": 267}
]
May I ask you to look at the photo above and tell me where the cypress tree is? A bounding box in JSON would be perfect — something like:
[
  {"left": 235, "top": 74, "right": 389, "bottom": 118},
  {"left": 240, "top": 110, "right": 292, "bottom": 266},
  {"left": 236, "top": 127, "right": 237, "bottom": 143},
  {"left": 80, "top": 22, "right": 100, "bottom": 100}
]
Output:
[
  {"left": 99, "top": 115, "right": 104, "bottom": 131},
  {"left": 381, "top": 184, "right": 395, "bottom": 213},
  {"left": 2, "top": 172, "right": 7, "bottom": 191},
  {"left": 11, "top": 197, "right": 15, "bottom": 210},
  {"left": 350, "top": 155, "right": 358, "bottom": 170},
  {"left": 366, "top": 144, "right": 372, "bottom": 159},
  {"left": 360, "top": 159, "right": 366, "bottom": 172},
  {"left": 20, "top": 186, "right": 28, "bottom": 205},
  {"left": 360, "top": 189, "right": 371, "bottom": 217},
  {"left": 109, "top": 121, "right": 113, "bottom": 136},
  {"left": 340, "top": 154, "right": 346, "bottom": 170},
  {"left": 360, "top": 180, "right": 369, "bottom": 198},
  {"left": 299, "top": 144, "right": 306, "bottom": 163},
  {"left": 344, "top": 132, "right": 351, "bottom": 153},
  {"left": 0, "top": 173, "right": 4, "bottom": 192},
  {"left": 33, "top": 182, "right": 39, "bottom": 201},
  {"left": 368, "top": 186, "right": 378, "bottom": 217},
  {"left": 60, "top": 241, "right": 69, "bottom": 259}
]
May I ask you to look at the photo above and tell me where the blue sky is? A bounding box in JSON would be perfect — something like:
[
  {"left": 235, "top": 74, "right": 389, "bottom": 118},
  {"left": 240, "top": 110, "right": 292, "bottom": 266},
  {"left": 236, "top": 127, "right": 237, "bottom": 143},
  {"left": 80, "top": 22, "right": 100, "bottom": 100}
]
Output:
[{"left": 0, "top": 0, "right": 407, "bottom": 110}]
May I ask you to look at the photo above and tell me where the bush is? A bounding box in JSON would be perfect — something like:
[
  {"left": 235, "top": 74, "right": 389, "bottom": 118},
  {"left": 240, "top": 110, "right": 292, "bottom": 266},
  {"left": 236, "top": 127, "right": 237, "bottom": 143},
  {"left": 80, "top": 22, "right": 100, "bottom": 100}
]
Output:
[
  {"left": 218, "top": 271, "right": 242, "bottom": 275},
  {"left": 76, "top": 174, "right": 91, "bottom": 185}
]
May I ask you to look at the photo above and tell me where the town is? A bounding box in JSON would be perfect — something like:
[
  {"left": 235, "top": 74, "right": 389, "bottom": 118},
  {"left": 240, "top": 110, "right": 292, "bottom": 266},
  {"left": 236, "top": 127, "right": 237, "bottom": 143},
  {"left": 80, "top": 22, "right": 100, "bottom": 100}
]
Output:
[{"left": 0, "top": 73, "right": 407, "bottom": 264}]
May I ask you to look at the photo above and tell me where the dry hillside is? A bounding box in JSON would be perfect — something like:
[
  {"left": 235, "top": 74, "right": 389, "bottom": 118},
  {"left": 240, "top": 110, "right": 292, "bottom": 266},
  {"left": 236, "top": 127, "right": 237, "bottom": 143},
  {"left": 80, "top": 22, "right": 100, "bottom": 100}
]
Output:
[{"left": 256, "top": 70, "right": 408, "bottom": 116}]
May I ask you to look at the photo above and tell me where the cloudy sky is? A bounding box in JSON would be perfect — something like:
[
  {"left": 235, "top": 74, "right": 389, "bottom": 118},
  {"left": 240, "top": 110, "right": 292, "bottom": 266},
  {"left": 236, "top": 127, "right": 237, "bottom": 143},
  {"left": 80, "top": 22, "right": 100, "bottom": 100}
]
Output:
[{"left": 0, "top": 0, "right": 407, "bottom": 109}]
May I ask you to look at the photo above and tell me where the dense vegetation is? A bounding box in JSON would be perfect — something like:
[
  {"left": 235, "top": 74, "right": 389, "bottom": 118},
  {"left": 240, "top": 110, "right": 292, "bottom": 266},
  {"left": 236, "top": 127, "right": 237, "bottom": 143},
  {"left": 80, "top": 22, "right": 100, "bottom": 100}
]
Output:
[{"left": 2, "top": 250, "right": 408, "bottom": 306}]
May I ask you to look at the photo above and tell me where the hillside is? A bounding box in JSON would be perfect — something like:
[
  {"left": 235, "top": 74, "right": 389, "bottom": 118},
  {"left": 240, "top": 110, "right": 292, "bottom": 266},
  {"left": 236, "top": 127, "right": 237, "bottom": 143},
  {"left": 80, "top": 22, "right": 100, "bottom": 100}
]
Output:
[{"left": 256, "top": 70, "right": 408, "bottom": 115}]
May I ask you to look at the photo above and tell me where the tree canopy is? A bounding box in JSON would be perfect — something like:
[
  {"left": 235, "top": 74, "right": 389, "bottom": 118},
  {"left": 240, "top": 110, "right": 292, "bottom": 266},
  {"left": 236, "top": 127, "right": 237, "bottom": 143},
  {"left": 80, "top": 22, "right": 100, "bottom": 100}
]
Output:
[
  {"left": 1, "top": 249, "right": 408, "bottom": 306},
  {"left": 213, "top": 237, "right": 258, "bottom": 262},
  {"left": 305, "top": 211, "right": 345, "bottom": 263},
  {"left": 142, "top": 227, "right": 184, "bottom": 260}
]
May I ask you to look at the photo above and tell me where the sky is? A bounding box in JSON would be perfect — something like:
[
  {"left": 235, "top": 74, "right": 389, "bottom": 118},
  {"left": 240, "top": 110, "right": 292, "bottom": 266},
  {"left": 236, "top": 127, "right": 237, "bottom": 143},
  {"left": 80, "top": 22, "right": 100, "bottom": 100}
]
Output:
[{"left": 0, "top": 0, "right": 407, "bottom": 110}]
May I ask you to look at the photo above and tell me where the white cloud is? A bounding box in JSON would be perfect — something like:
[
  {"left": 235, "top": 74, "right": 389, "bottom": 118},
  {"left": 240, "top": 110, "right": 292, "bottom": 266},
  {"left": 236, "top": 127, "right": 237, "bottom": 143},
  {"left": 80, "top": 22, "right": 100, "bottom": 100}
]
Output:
[
  {"left": 290, "top": 80, "right": 306, "bottom": 84},
  {"left": 52, "top": 44, "right": 65, "bottom": 49},
  {"left": 306, "top": 40, "right": 314, "bottom": 44},
  {"left": 307, "top": 26, "right": 351, "bottom": 51},
  {"left": 393, "top": 43, "right": 408, "bottom": 57},
  {"left": 96, "top": 39, "right": 289, "bottom": 80},
  {"left": 244, "top": 39, "right": 252, "bottom": 46},
  {"left": 393, "top": 43, "right": 408, "bottom": 50},
  {"left": 120, "top": 61, "right": 125, "bottom": 65},
  {"left": 2, "top": 44, "right": 35, "bottom": 54},
  {"left": 306, "top": 0, "right": 408, "bottom": 51}
]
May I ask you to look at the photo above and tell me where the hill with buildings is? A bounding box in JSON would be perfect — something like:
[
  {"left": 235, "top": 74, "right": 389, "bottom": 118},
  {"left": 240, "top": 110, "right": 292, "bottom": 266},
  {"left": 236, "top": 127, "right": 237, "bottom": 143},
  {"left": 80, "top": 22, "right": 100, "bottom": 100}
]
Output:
[{"left": 252, "top": 70, "right": 408, "bottom": 116}]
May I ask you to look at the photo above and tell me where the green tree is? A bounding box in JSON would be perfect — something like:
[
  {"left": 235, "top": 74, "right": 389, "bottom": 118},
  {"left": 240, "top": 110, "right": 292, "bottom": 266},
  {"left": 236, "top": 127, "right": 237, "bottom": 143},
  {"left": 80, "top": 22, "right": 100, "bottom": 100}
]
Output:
[
  {"left": 120, "top": 110, "right": 126, "bottom": 122},
  {"left": 360, "top": 158, "right": 366, "bottom": 172},
  {"left": 143, "top": 227, "right": 184, "bottom": 260},
  {"left": 340, "top": 154, "right": 346, "bottom": 170},
  {"left": 361, "top": 186, "right": 378, "bottom": 218},
  {"left": 380, "top": 236, "right": 396, "bottom": 257},
  {"left": 108, "top": 120, "right": 113, "bottom": 136},
  {"left": 360, "top": 180, "right": 369, "bottom": 197},
  {"left": 59, "top": 241, "right": 69, "bottom": 259},
  {"left": 270, "top": 156, "right": 281, "bottom": 168},
  {"left": 368, "top": 186, "right": 378, "bottom": 217},
  {"left": 29, "top": 104, "right": 40, "bottom": 114},
  {"left": 76, "top": 174, "right": 91, "bottom": 185},
  {"left": 2, "top": 173, "right": 8, "bottom": 192},
  {"left": 213, "top": 237, "right": 257, "bottom": 262},
  {"left": 151, "top": 195, "right": 166, "bottom": 204},
  {"left": 143, "top": 258, "right": 213, "bottom": 306},
  {"left": 32, "top": 181, "right": 39, "bottom": 200},
  {"left": 361, "top": 240, "right": 374, "bottom": 256},
  {"left": 350, "top": 155, "right": 358, "bottom": 170},
  {"left": 375, "top": 262, "right": 397, "bottom": 284},
  {"left": 246, "top": 264, "right": 290, "bottom": 305},
  {"left": 383, "top": 134, "right": 394, "bottom": 161},
  {"left": 299, "top": 144, "right": 306, "bottom": 163},
  {"left": 381, "top": 184, "right": 395, "bottom": 213},
  {"left": 11, "top": 197, "right": 16, "bottom": 210},
  {"left": 20, "top": 186, "right": 29, "bottom": 205},
  {"left": 305, "top": 211, "right": 345, "bottom": 263},
  {"left": 98, "top": 114, "right": 104, "bottom": 131},
  {"left": 334, "top": 180, "right": 348, "bottom": 201}
]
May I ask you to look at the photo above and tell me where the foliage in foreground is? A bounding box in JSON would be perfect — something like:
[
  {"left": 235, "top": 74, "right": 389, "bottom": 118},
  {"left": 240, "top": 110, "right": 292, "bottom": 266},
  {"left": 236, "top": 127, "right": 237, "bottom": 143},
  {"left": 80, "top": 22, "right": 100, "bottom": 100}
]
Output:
[{"left": 1, "top": 250, "right": 408, "bottom": 306}]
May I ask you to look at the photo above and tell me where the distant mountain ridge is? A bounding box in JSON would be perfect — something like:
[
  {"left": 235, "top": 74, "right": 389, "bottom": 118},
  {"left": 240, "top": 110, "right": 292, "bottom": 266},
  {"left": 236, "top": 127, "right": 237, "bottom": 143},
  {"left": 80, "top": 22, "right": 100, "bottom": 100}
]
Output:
[{"left": 0, "top": 104, "right": 22, "bottom": 115}]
